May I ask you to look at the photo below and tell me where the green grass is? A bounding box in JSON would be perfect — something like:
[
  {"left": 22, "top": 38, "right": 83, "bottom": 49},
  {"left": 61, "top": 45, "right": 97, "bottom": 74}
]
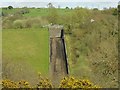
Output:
[
  {"left": 2, "top": 8, "right": 72, "bottom": 17},
  {"left": 2, "top": 8, "right": 21, "bottom": 14},
  {"left": 26, "top": 8, "right": 72, "bottom": 17},
  {"left": 23, "top": 8, "right": 49, "bottom": 17},
  {"left": 23, "top": 8, "right": 72, "bottom": 17},
  {"left": 2, "top": 28, "right": 49, "bottom": 75}
]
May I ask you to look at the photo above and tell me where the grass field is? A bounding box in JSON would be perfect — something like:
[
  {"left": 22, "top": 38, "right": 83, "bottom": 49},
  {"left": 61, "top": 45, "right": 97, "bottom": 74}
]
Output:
[
  {"left": 2, "top": 28, "right": 49, "bottom": 76},
  {"left": 2, "top": 8, "right": 72, "bottom": 17},
  {"left": 23, "top": 8, "right": 49, "bottom": 17},
  {"left": 25, "top": 8, "right": 72, "bottom": 17}
]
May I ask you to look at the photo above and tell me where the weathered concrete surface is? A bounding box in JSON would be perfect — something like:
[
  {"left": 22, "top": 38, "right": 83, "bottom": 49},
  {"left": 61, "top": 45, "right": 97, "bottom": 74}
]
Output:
[
  {"left": 49, "top": 25, "right": 68, "bottom": 87},
  {"left": 49, "top": 25, "right": 63, "bottom": 38}
]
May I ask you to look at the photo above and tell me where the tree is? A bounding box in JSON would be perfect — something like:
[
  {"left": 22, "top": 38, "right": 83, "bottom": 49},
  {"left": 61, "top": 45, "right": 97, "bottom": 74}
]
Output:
[
  {"left": 65, "top": 7, "right": 69, "bottom": 9},
  {"left": 8, "top": 6, "right": 13, "bottom": 9},
  {"left": 47, "top": 3, "right": 54, "bottom": 8}
]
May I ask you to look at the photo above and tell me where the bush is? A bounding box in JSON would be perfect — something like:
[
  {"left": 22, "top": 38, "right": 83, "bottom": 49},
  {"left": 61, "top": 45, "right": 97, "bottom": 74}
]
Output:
[
  {"left": 24, "top": 19, "right": 32, "bottom": 28},
  {"left": 93, "top": 8, "right": 98, "bottom": 10},
  {"left": 6, "top": 17, "right": 49, "bottom": 29},
  {"left": 2, "top": 76, "right": 99, "bottom": 88},
  {"left": 47, "top": 8, "right": 59, "bottom": 24},
  {"left": 2, "top": 20, "right": 13, "bottom": 29},
  {"left": 13, "top": 20, "right": 24, "bottom": 29},
  {"left": 59, "top": 76, "right": 100, "bottom": 88},
  {"left": 23, "top": 18, "right": 44, "bottom": 28},
  {"left": 113, "top": 9, "right": 118, "bottom": 16}
]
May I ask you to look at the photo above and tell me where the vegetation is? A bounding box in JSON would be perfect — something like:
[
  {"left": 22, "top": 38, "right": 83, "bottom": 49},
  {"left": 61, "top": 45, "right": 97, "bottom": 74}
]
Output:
[
  {"left": 63, "top": 8, "right": 118, "bottom": 88},
  {"left": 8, "top": 6, "right": 13, "bottom": 9},
  {"left": 59, "top": 76, "right": 100, "bottom": 88},
  {"left": 2, "top": 76, "right": 99, "bottom": 88},
  {"left": 1, "top": 4, "right": 118, "bottom": 88},
  {"left": 2, "top": 28, "right": 49, "bottom": 83}
]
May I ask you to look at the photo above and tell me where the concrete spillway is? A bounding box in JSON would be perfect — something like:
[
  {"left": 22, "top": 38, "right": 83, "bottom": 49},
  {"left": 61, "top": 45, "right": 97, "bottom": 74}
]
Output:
[{"left": 49, "top": 25, "right": 68, "bottom": 86}]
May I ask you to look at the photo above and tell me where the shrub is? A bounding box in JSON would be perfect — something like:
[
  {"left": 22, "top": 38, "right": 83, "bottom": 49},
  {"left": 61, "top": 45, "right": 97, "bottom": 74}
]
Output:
[
  {"left": 2, "top": 76, "right": 100, "bottom": 88},
  {"left": 93, "top": 8, "right": 98, "bottom": 10},
  {"left": 59, "top": 76, "right": 100, "bottom": 88},
  {"left": 24, "top": 19, "right": 32, "bottom": 28},
  {"left": 2, "top": 14, "right": 23, "bottom": 29},
  {"left": 113, "top": 9, "right": 118, "bottom": 16},
  {"left": 71, "top": 8, "right": 90, "bottom": 26},
  {"left": 2, "top": 80, "right": 19, "bottom": 88},
  {"left": 2, "top": 19, "right": 13, "bottom": 29},
  {"left": 47, "top": 8, "right": 59, "bottom": 24},
  {"left": 7, "top": 17, "right": 49, "bottom": 29},
  {"left": 2, "top": 80, "right": 30, "bottom": 88},
  {"left": 36, "top": 76, "right": 53, "bottom": 88},
  {"left": 13, "top": 20, "right": 24, "bottom": 29}
]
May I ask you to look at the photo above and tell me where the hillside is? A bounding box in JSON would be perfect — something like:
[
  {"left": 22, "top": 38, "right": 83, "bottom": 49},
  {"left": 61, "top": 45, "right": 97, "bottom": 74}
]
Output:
[{"left": 1, "top": 7, "right": 118, "bottom": 88}]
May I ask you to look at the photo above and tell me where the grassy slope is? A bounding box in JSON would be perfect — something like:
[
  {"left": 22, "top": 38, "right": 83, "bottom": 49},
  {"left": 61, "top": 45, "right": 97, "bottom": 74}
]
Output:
[
  {"left": 65, "top": 13, "right": 118, "bottom": 87},
  {"left": 2, "top": 28, "right": 49, "bottom": 75}
]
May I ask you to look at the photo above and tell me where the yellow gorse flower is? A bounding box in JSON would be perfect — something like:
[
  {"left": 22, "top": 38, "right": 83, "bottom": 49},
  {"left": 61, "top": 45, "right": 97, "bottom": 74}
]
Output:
[{"left": 2, "top": 75, "right": 100, "bottom": 88}]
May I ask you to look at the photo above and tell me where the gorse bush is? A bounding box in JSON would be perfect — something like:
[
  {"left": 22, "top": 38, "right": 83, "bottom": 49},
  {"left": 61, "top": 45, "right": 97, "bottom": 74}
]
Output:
[
  {"left": 59, "top": 76, "right": 100, "bottom": 88},
  {"left": 2, "top": 80, "right": 31, "bottom": 88},
  {"left": 2, "top": 76, "right": 100, "bottom": 88}
]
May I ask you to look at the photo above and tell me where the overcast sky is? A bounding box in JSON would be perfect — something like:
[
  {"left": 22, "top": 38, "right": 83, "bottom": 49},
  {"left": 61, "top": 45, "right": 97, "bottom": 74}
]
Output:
[
  {"left": 0, "top": 0, "right": 119, "bottom": 9},
  {"left": 0, "top": 0, "right": 119, "bottom": 2}
]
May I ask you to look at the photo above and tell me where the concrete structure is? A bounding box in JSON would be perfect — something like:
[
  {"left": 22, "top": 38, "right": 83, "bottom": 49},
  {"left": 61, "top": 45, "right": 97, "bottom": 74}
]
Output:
[
  {"left": 49, "top": 25, "right": 63, "bottom": 38},
  {"left": 49, "top": 25, "right": 68, "bottom": 86}
]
